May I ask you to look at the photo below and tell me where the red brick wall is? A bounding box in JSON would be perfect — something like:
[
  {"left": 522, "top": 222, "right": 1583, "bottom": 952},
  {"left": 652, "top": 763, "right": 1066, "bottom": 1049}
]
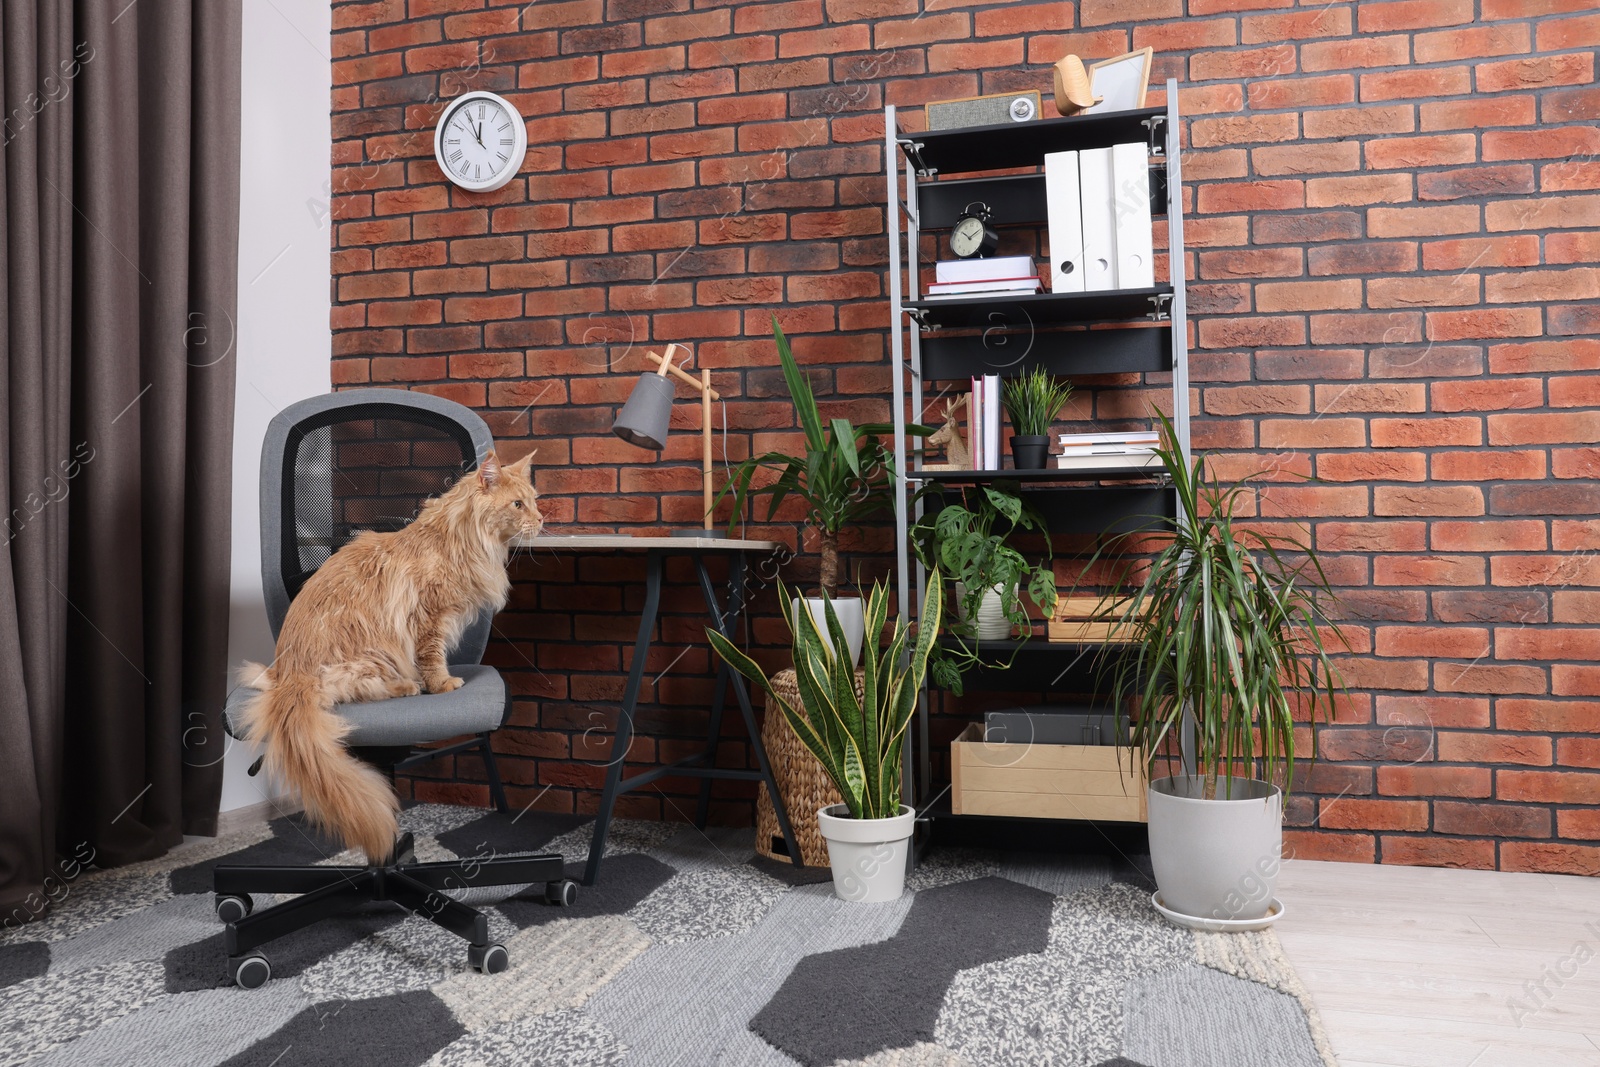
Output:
[{"left": 329, "top": 0, "right": 1600, "bottom": 874}]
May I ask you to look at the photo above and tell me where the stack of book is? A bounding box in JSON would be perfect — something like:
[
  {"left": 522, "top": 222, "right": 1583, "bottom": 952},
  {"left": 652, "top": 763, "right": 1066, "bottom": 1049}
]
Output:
[
  {"left": 925, "top": 256, "right": 1043, "bottom": 300},
  {"left": 1056, "top": 430, "right": 1160, "bottom": 472},
  {"left": 968, "top": 375, "right": 1002, "bottom": 470}
]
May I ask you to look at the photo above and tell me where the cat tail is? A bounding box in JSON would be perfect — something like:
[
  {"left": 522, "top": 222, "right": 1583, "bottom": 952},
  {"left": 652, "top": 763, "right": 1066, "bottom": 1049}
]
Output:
[
  {"left": 238, "top": 661, "right": 273, "bottom": 690},
  {"left": 241, "top": 675, "right": 400, "bottom": 862}
]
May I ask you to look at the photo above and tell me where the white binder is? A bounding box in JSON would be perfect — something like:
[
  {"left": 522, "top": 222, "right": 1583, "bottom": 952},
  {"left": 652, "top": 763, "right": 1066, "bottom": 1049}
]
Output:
[
  {"left": 1078, "top": 147, "right": 1117, "bottom": 292},
  {"left": 1043, "top": 151, "right": 1084, "bottom": 294},
  {"left": 1112, "top": 142, "right": 1155, "bottom": 289}
]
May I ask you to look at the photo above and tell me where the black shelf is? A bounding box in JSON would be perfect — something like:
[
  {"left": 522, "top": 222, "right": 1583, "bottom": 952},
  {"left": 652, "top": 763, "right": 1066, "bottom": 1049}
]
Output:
[
  {"left": 920, "top": 326, "right": 1171, "bottom": 380},
  {"left": 913, "top": 467, "right": 1163, "bottom": 485},
  {"left": 903, "top": 107, "right": 1164, "bottom": 175},
  {"left": 907, "top": 287, "right": 1172, "bottom": 329},
  {"left": 936, "top": 636, "right": 1124, "bottom": 654},
  {"left": 918, "top": 171, "right": 1168, "bottom": 230}
]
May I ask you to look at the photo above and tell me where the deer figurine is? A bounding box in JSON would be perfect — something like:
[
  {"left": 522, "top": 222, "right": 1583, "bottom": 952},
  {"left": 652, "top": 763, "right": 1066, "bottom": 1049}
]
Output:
[{"left": 923, "top": 395, "right": 972, "bottom": 471}]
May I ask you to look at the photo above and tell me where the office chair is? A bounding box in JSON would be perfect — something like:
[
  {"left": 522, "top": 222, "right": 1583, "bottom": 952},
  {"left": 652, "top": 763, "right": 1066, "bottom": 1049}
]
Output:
[{"left": 213, "top": 389, "right": 574, "bottom": 989}]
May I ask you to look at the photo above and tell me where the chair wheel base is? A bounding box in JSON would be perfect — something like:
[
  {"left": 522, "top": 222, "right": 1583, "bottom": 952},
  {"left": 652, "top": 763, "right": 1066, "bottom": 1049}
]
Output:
[
  {"left": 544, "top": 879, "right": 578, "bottom": 907},
  {"left": 215, "top": 894, "right": 253, "bottom": 923},
  {"left": 469, "top": 943, "right": 508, "bottom": 974},
  {"left": 231, "top": 954, "right": 272, "bottom": 989}
]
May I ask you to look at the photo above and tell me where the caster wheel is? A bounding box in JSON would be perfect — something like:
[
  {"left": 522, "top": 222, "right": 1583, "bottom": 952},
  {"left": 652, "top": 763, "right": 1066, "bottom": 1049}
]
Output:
[
  {"left": 544, "top": 879, "right": 578, "bottom": 907},
  {"left": 232, "top": 955, "right": 271, "bottom": 989},
  {"left": 215, "top": 894, "right": 253, "bottom": 923},
  {"left": 469, "top": 943, "right": 509, "bottom": 975}
]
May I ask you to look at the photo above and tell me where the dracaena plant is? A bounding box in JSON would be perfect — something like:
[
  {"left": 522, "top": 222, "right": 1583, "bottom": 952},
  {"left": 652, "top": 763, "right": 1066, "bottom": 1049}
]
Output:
[
  {"left": 717, "top": 317, "right": 926, "bottom": 598},
  {"left": 1083, "top": 412, "right": 1345, "bottom": 799},
  {"left": 706, "top": 571, "right": 943, "bottom": 820}
]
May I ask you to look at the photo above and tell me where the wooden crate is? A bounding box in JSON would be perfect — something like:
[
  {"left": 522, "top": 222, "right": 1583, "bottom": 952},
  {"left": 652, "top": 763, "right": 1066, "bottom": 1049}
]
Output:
[
  {"left": 950, "top": 723, "right": 1147, "bottom": 822},
  {"left": 1048, "top": 595, "right": 1137, "bottom": 644}
]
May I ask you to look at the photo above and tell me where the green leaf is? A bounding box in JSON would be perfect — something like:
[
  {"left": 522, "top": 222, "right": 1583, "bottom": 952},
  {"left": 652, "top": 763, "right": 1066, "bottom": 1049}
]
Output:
[{"left": 772, "top": 316, "right": 825, "bottom": 452}]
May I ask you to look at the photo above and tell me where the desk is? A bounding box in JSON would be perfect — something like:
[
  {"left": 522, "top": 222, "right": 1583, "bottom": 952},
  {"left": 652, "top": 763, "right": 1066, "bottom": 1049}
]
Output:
[{"left": 509, "top": 533, "right": 802, "bottom": 883}]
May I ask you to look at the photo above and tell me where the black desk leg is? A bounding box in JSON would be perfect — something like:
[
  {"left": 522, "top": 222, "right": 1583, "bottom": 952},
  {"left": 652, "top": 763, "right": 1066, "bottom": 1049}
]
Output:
[
  {"left": 584, "top": 550, "right": 663, "bottom": 886},
  {"left": 695, "top": 555, "right": 803, "bottom": 867},
  {"left": 694, "top": 555, "right": 742, "bottom": 829}
]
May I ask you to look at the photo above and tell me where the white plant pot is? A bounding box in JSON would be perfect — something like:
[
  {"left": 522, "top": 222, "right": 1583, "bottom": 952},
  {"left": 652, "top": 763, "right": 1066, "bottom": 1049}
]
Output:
[
  {"left": 1147, "top": 775, "right": 1284, "bottom": 929},
  {"left": 954, "top": 582, "right": 1011, "bottom": 641},
  {"left": 793, "top": 596, "right": 865, "bottom": 667},
  {"left": 816, "top": 804, "right": 914, "bottom": 903}
]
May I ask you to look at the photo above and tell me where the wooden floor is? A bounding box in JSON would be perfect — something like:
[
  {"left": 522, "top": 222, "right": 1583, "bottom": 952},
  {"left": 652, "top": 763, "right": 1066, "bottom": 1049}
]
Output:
[{"left": 1276, "top": 859, "right": 1600, "bottom": 1067}]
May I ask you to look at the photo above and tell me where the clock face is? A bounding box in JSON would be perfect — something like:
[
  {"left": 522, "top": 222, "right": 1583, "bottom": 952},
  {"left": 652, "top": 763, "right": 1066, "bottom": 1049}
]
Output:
[
  {"left": 951, "top": 216, "right": 986, "bottom": 257},
  {"left": 434, "top": 91, "right": 527, "bottom": 193}
]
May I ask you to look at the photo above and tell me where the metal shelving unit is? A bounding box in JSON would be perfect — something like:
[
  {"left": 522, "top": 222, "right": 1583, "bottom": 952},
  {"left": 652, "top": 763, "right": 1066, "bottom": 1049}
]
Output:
[{"left": 884, "top": 81, "right": 1191, "bottom": 842}]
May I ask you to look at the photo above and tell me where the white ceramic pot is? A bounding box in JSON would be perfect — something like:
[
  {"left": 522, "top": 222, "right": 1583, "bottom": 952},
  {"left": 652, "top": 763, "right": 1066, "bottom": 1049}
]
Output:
[
  {"left": 793, "top": 596, "right": 865, "bottom": 667},
  {"left": 954, "top": 582, "right": 1011, "bottom": 641},
  {"left": 816, "top": 804, "right": 914, "bottom": 903},
  {"left": 1147, "top": 775, "right": 1284, "bottom": 928}
]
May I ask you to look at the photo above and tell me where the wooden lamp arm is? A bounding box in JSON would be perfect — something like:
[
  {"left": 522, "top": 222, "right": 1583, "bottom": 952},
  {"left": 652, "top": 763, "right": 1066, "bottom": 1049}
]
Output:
[{"left": 645, "top": 345, "right": 721, "bottom": 400}]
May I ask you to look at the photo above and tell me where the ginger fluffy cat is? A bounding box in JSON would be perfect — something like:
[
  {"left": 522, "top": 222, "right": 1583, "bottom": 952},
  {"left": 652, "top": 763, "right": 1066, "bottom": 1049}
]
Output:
[{"left": 239, "top": 449, "right": 542, "bottom": 861}]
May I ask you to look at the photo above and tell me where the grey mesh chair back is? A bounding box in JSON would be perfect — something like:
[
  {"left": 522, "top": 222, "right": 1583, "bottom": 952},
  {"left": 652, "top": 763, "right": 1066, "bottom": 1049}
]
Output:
[{"left": 259, "top": 389, "right": 497, "bottom": 663}]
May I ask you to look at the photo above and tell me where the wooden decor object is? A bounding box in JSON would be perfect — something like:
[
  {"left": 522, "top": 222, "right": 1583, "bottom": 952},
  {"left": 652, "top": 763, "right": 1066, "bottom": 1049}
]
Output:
[
  {"left": 922, "top": 394, "right": 972, "bottom": 471},
  {"left": 1052, "top": 54, "right": 1098, "bottom": 116},
  {"left": 951, "top": 722, "right": 1147, "bottom": 822}
]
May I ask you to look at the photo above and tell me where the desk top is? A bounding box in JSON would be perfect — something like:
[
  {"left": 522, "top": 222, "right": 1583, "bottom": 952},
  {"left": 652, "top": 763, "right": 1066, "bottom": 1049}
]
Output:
[{"left": 512, "top": 533, "right": 780, "bottom": 552}]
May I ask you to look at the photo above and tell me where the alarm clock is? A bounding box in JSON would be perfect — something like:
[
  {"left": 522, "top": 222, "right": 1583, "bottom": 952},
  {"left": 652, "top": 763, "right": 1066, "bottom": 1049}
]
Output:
[{"left": 950, "top": 202, "right": 999, "bottom": 259}]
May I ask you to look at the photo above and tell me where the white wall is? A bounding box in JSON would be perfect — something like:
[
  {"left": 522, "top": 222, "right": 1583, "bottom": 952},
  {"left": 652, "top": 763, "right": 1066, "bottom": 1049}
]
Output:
[{"left": 221, "top": 0, "right": 333, "bottom": 811}]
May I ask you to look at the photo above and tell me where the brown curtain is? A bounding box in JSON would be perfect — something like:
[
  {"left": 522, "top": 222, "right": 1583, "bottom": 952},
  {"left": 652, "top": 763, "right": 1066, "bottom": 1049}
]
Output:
[{"left": 0, "top": 0, "right": 241, "bottom": 921}]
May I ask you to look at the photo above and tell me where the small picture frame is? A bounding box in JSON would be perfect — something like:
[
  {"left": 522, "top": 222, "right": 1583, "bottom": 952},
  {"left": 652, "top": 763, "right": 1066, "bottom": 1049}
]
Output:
[{"left": 1084, "top": 48, "right": 1154, "bottom": 115}]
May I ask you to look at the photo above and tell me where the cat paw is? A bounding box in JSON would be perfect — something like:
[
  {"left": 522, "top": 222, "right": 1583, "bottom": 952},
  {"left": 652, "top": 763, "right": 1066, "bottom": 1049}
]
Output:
[
  {"left": 429, "top": 676, "right": 465, "bottom": 693},
  {"left": 387, "top": 680, "right": 423, "bottom": 698}
]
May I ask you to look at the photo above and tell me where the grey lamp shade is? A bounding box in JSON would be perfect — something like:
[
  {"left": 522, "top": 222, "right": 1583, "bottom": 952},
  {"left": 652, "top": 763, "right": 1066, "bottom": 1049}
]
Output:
[{"left": 612, "top": 371, "right": 675, "bottom": 451}]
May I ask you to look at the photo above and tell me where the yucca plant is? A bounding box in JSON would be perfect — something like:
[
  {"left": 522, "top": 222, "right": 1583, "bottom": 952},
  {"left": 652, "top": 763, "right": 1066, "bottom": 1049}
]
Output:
[
  {"left": 1001, "top": 365, "right": 1074, "bottom": 437},
  {"left": 1084, "top": 413, "right": 1345, "bottom": 799},
  {"left": 706, "top": 571, "right": 943, "bottom": 820},
  {"left": 716, "top": 317, "right": 928, "bottom": 598}
]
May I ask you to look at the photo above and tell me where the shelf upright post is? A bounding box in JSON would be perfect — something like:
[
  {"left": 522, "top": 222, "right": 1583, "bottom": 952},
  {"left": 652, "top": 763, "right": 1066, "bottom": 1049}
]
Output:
[
  {"left": 1164, "top": 79, "right": 1191, "bottom": 472},
  {"left": 902, "top": 117, "right": 931, "bottom": 802},
  {"left": 887, "top": 104, "right": 910, "bottom": 630},
  {"left": 885, "top": 105, "right": 926, "bottom": 802}
]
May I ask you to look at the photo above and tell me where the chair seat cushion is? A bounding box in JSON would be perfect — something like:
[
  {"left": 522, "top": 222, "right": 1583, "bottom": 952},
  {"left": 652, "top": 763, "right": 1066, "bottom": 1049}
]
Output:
[{"left": 223, "top": 664, "right": 508, "bottom": 747}]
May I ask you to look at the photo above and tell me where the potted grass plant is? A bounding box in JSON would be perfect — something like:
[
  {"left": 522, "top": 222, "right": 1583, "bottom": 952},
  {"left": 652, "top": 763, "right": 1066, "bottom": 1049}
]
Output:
[
  {"left": 1002, "top": 365, "right": 1074, "bottom": 471},
  {"left": 707, "top": 572, "right": 942, "bottom": 902},
  {"left": 910, "top": 485, "right": 1057, "bottom": 695},
  {"left": 1086, "top": 414, "right": 1344, "bottom": 929},
  {"left": 718, "top": 317, "right": 927, "bottom": 666}
]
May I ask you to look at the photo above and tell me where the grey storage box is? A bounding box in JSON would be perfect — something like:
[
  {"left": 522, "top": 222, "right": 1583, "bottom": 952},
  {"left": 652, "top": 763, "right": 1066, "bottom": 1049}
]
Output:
[{"left": 984, "top": 708, "right": 1126, "bottom": 746}]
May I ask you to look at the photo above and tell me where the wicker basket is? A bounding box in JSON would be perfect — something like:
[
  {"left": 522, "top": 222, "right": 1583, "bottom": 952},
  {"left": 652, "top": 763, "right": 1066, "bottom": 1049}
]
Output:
[{"left": 755, "top": 668, "right": 862, "bottom": 867}]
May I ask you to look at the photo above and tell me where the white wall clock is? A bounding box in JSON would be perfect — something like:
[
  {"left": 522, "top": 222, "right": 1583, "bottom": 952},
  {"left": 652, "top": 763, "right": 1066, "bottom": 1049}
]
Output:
[{"left": 433, "top": 90, "right": 527, "bottom": 193}]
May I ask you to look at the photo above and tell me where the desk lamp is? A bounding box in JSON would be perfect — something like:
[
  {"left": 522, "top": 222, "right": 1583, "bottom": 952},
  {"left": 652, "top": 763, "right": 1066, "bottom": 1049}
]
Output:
[{"left": 612, "top": 342, "right": 724, "bottom": 535}]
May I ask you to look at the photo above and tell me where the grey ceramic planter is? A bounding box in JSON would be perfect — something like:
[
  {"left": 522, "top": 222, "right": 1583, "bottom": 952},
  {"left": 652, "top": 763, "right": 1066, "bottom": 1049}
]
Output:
[{"left": 1147, "top": 775, "right": 1284, "bottom": 927}]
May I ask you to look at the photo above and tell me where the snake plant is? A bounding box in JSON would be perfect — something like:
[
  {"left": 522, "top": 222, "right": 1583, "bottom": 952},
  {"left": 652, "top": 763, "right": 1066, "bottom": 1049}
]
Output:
[{"left": 706, "top": 571, "right": 943, "bottom": 821}]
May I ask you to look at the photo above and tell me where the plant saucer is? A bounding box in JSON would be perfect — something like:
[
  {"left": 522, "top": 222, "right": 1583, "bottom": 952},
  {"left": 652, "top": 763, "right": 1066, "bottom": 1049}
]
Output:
[{"left": 1151, "top": 891, "right": 1285, "bottom": 932}]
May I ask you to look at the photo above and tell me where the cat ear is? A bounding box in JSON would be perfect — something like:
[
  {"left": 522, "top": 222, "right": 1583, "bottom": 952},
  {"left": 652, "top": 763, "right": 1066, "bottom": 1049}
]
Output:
[
  {"left": 477, "top": 450, "right": 501, "bottom": 489},
  {"left": 508, "top": 448, "right": 536, "bottom": 471}
]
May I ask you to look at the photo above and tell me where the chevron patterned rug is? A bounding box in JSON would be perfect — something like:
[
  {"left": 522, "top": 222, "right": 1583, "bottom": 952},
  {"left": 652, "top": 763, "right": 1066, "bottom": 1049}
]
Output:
[{"left": 0, "top": 803, "right": 1337, "bottom": 1067}]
